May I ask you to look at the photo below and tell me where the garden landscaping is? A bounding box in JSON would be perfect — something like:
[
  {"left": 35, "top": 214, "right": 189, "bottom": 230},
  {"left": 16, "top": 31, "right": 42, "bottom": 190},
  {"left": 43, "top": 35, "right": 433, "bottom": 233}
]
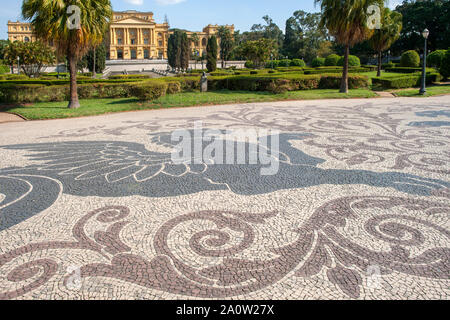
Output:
[{"left": 0, "top": 62, "right": 448, "bottom": 121}]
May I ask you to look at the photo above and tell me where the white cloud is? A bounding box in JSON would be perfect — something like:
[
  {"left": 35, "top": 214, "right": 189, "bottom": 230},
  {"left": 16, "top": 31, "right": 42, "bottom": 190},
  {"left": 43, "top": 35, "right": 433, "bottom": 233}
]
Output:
[
  {"left": 124, "top": 0, "right": 144, "bottom": 5},
  {"left": 155, "top": 0, "right": 187, "bottom": 5}
]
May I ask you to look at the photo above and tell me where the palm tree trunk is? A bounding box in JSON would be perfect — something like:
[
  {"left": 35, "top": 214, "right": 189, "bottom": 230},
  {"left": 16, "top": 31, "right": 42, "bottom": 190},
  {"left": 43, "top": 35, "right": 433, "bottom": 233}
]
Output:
[
  {"left": 67, "top": 54, "right": 80, "bottom": 109},
  {"left": 377, "top": 51, "right": 382, "bottom": 77},
  {"left": 340, "top": 44, "right": 350, "bottom": 93}
]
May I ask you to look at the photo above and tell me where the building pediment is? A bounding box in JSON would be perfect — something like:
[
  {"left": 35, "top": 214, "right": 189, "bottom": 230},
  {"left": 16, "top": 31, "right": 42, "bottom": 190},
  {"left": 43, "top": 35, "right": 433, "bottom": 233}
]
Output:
[{"left": 113, "top": 17, "right": 155, "bottom": 25}]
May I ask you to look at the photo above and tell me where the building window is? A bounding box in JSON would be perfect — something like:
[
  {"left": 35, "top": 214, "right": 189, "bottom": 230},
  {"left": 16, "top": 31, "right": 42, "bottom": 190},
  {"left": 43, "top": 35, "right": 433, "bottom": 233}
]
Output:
[
  {"left": 118, "top": 39, "right": 123, "bottom": 45},
  {"left": 24, "top": 36, "right": 30, "bottom": 42},
  {"left": 117, "top": 49, "right": 123, "bottom": 59},
  {"left": 202, "top": 38, "right": 207, "bottom": 47},
  {"left": 158, "top": 40, "right": 163, "bottom": 47},
  {"left": 144, "top": 39, "right": 149, "bottom": 45},
  {"left": 131, "top": 39, "right": 136, "bottom": 45}
]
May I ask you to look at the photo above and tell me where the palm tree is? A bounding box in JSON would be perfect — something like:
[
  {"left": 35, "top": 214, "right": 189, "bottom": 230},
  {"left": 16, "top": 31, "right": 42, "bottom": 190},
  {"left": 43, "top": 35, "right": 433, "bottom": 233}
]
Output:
[
  {"left": 315, "top": 0, "right": 384, "bottom": 93},
  {"left": 369, "top": 8, "right": 402, "bottom": 77},
  {"left": 22, "top": 0, "right": 112, "bottom": 109}
]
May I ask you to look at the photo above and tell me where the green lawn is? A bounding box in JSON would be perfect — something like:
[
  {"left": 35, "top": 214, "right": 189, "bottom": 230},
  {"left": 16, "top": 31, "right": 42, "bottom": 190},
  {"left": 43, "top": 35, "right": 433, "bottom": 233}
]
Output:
[
  {"left": 393, "top": 84, "right": 450, "bottom": 97},
  {"left": 3, "top": 89, "right": 376, "bottom": 120}
]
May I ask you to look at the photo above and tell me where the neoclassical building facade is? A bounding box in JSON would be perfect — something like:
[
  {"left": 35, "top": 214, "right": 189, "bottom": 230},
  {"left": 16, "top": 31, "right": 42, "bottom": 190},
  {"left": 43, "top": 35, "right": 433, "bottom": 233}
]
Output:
[{"left": 7, "top": 10, "right": 234, "bottom": 61}]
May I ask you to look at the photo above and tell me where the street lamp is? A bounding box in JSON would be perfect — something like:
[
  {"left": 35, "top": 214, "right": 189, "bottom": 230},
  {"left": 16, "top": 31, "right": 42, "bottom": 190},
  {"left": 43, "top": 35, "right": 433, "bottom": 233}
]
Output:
[
  {"left": 270, "top": 53, "right": 274, "bottom": 69},
  {"left": 419, "top": 28, "right": 429, "bottom": 95},
  {"left": 17, "top": 57, "right": 20, "bottom": 75}
]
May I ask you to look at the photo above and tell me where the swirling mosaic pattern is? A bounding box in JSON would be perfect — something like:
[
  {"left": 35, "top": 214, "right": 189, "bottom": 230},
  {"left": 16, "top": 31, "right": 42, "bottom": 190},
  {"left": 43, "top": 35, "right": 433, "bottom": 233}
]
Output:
[{"left": 0, "top": 97, "right": 449, "bottom": 299}]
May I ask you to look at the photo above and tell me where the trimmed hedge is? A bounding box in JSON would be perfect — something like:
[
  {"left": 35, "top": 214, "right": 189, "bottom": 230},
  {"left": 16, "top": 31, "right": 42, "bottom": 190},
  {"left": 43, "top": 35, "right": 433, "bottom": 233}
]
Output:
[
  {"left": 400, "top": 50, "right": 420, "bottom": 67},
  {"left": 109, "top": 74, "right": 153, "bottom": 80},
  {"left": 440, "top": 49, "right": 450, "bottom": 80},
  {"left": 319, "top": 74, "right": 369, "bottom": 89},
  {"left": 0, "top": 78, "right": 143, "bottom": 86},
  {"left": 372, "top": 73, "right": 442, "bottom": 89},
  {"left": 427, "top": 50, "right": 446, "bottom": 68},
  {"left": 385, "top": 67, "right": 420, "bottom": 73},
  {"left": 0, "top": 82, "right": 138, "bottom": 103},
  {"left": 130, "top": 81, "right": 168, "bottom": 101},
  {"left": 208, "top": 74, "right": 369, "bottom": 93}
]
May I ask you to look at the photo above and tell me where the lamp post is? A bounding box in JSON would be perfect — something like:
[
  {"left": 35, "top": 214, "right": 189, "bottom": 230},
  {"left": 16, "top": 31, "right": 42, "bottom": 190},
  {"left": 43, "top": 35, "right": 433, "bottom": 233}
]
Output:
[
  {"left": 419, "top": 28, "right": 429, "bottom": 95},
  {"left": 17, "top": 57, "right": 20, "bottom": 75},
  {"left": 270, "top": 53, "right": 273, "bottom": 69},
  {"left": 388, "top": 50, "right": 390, "bottom": 64}
]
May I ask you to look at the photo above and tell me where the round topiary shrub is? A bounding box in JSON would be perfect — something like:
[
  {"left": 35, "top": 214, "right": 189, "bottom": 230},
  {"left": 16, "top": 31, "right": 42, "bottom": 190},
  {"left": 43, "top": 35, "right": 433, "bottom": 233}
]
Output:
[
  {"left": 278, "top": 59, "right": 292, "bottom": 67},
  {"left": 439, "top": 49, "right": 450, "bottom": 80},
  {"left": 291, "top": 59, "right": 306, "bottom": 67},
  {"left": 311, "top": 57, "right": 325, "bottom": 67},
  {"left": 427, "top": 50, "right": 446, "bottom": 68},
  {"left": 400, "top": 50, "right": 420, "bottom": 67},
  {"left": 325, "top": 54, "right": 340, "bottom": 66},
  {"left": 337, "top": 55, "right": 361, "bottom": 67}
]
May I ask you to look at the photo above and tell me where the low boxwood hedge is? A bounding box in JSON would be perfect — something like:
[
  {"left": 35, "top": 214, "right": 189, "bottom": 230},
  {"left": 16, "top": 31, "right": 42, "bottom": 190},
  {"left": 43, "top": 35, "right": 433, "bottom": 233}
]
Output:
[
  {"left": 384, "top": 67, "right": 436, "bottom": 73},
  {"left": 208, "top": 73, "right": 369, "bottom": 92},
  {"left": 0, "top": 78, "right": 143, "bottom": 86},
  {"left": 130, "top": 81, "right": 168, "bottom": 101},
  {"left": 372, "top": 73, "right": 442, "bottom": 89},
  {"left": 0, "top": 82, "right": 139, "bottom": 103}
]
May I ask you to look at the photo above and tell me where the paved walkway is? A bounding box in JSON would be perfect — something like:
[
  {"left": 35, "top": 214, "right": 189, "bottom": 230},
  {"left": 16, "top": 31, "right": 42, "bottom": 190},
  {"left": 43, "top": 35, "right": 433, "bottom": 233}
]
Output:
[
  {"left": 0, "top": 112, "right": 25, "bottom": 124},
  {"left": 0, "top": 96, "right": 449, "bottom": 300}
]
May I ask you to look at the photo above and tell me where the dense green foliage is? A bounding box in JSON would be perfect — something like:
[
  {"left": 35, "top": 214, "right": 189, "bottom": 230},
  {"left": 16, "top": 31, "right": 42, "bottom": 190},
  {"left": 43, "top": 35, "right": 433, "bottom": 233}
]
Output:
[
  {"left": 3, "top": 41, "right": 55, "bottom": 77},
  {"left": 206, "top": 36, "right": 218, "bottom": 72},
  {"left": 392, "top": 0, "right": 450, "bottom": 54},
  {"left": 325, "top": 54, "right": 340, "bottom": 66},
  {"left": 130, "top": 81, "right": 168, "bottom": 101},
  {"left": 168, "top": 30, "right": 190, "bottom": 71},
  {"left": 238, "top": 38, "right": 277, "bottom": 69},
  {"left": 291, "top": 59, "right": 306, "bottom": 67},
  {"left": 400, "top": 50, "right": 420, "bottom": 67},
  {"left": 440, "top": 49, "right": 450, "bottom": 80},
  {"left": 78, "top": 43, "right": 107, "bottom": 74},
  {"left": 337, "top": 55, "right": 361, "bottom": 67},
  {"left": 372, "top": 72, "right": 442, "bottom": 89},
  {"left": 428, "top": 50, "right": 446, "bottom": 68},
  {"left": 311, "top": 57, "right": 326, "bottom": 67}
]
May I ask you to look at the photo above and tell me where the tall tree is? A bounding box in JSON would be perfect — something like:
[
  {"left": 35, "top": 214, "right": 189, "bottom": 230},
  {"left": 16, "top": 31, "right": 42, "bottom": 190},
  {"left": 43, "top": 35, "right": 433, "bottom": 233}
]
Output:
[
  {"left": 283, "top": 11, "right": 329, "bottom": 62},
  {"left": 167, "top": 33, "right": 176, "bottom": 69},
  {"left": 369, "top": 8, "right": 402, "bottom": 76},
  {"left": 180, "top": 32, "right": 190, "bottom": 71},
  {"left": 217, "top": 26, "right": 234, "bottom": 68},
  {"left": 79, "top": 43, "right": 107, "bottom": 74},
  {"left": 392, "top": 0, "right": 450, "bottom": 54},
  {"left": 0, "top": 40, "right": 10, "bottom": 60},
  {"left": 315, "top": 0, "right": 383, "bottom": 93},
  {"left": 22, "top": 0, "right": 112, "bottom": 108},
  {"left": 237, "top": 38, "right": 278, "bottom": 69},
  {"left": 206, "top": 35, "right": 218, "bottom": 72},
  {"left": 250, "top": 15, "right": 284, "bottom": 48},
  {"left": 3, "top": 40, "right": 55, "bottom": 77}
]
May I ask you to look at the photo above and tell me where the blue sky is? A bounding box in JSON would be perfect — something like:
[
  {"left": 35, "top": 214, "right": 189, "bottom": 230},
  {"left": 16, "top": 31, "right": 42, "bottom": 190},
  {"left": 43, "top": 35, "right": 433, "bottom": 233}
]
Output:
[{"left": 0, "top": 0, "right": 404, "bottom": 40}]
